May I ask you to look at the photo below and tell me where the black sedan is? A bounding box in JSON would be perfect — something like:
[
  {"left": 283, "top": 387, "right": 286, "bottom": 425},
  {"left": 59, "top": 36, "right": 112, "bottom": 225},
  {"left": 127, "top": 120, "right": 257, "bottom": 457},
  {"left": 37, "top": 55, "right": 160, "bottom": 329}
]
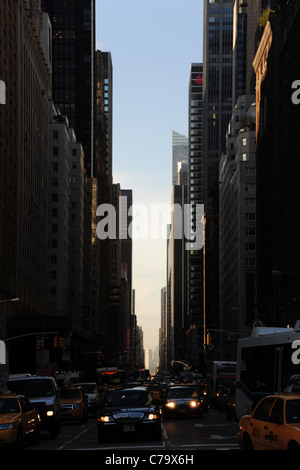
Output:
[
  {"left": 96, "top": 387, "right": 162, "bottom": 442},
  {"left": 162, "top": 385, "right": 204, "bottom": 419}
]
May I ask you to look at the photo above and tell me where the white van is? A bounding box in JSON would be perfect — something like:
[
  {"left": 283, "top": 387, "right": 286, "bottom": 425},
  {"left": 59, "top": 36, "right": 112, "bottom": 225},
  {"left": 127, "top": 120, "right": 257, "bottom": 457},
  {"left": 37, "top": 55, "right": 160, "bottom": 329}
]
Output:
[{"left": 7, "top": 375, "right": 61, "bottom": 438}]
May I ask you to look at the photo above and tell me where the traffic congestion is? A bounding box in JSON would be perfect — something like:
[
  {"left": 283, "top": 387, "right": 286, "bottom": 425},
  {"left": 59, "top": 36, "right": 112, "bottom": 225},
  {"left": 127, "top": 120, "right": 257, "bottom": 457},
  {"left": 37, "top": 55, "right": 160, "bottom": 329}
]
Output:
[
  {"left": 1, "top": 347, "right": 300, "bottom": 452},
  {"left": 0, "top": 369, "right": 238, "bottom": 451}
]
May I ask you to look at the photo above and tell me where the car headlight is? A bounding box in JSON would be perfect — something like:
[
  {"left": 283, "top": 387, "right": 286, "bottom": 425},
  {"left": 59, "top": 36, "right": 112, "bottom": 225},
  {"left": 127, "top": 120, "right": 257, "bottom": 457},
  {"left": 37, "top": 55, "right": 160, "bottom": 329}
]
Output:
[
  {"left": 144, "top": 413, "right": 160, "bottom": 421},
  {"left": 0, "top": 423, "right": 16, "bottom": 430},
  {"left": 98, "top": 415, "right": 114, "bottom": 423},
  {"left": 190, "top": 401, "right": 199, "bottom": 408},
  {"left": 166, "top": 401, "right": 176, "bottom": 408},
  {"left": 74, "top": 403, "right": 81, "bottom": 409},
  {"left": 46, "top": 406, "right": 56, "bottom": 417}
]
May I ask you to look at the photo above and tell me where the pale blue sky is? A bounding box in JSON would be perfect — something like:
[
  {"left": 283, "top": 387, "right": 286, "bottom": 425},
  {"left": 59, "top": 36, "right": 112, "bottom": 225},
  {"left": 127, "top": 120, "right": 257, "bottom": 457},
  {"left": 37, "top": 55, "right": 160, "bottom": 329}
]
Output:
[{"left": 96, "top": 0, "right": 204, "bottom": 353}]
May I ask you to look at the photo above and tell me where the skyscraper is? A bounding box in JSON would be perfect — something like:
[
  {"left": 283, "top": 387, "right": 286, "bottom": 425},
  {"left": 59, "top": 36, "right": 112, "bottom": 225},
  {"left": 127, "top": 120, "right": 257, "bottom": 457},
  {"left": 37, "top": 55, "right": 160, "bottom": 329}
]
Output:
[
  {"left": 172, "top": 131, "right": 188, "bottom": 185},
  {"left": 1, "top": 1, "right": 51, "bottom": 371},
  {"left": 203, "top": 0, "right": 234, "bottom": 206},
  {"left": 232, "top": 0, "right": 248, "bottom": 106},
  {"left": 202, "top": 0, "right": 234, "bottom": 348},
  {"left": 187, "top": 63, "right": 204, "bottom": 369},
  {"left": 41, "top": 0, "right": 96, "bottom": 176}
]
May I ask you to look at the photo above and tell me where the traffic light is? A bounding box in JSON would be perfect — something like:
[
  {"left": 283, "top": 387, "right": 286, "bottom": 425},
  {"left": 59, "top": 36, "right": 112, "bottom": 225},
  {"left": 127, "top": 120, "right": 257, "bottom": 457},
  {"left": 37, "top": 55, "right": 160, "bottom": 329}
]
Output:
[
  {"left": 59, "top": 337, "right": 64, "bottom": 348},
  {"left": 36, "top": 338, "right": 42, "bottom": 350}
]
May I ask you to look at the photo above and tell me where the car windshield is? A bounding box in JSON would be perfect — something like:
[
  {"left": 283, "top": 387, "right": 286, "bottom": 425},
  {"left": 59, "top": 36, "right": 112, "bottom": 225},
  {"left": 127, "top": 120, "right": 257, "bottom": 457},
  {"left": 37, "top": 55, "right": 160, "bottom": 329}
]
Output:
[
  {"left": 0, "top": 398, "right": 20, "bottom": 414},
  {"left": 61, "top": 388, "right": 81, "bottom": 399},
  {"left": 286, "top": 400, "right": 300, "bottom": 424},
  {"left": 105, "top": 390, "right": 152, "bottom": 407},
  {"left": 7, "top": 379, "right": 54, "bottom": 398},
  {"left": 167, "top": 388, "right": 198, "bottom": 399}
]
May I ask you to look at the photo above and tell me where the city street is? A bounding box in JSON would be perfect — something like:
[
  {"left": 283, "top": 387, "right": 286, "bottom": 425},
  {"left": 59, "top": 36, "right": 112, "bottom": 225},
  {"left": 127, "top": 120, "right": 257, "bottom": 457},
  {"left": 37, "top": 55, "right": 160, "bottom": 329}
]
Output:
[{"left": 19, "top": 408, "right": 239, "bottom": 451}]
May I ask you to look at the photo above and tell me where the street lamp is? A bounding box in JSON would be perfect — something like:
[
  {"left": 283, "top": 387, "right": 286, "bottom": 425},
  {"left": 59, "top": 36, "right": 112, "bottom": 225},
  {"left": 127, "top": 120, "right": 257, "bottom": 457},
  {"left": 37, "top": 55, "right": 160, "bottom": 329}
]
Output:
[{"left": 0, "top": 298, "right": 20, "bottom": 304}]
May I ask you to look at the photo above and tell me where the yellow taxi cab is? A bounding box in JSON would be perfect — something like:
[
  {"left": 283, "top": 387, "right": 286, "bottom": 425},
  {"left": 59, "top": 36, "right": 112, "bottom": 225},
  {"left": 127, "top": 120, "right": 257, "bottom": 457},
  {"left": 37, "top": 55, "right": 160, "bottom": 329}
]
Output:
[
  {"left": 237, "top": 394, "right": 300, "bottom": 450},
  {"left": 0, "top": 394, "right": 41, "bottom": 447},
  {"left": 60, "top": 386, "right": 88, "bottom": 424}
]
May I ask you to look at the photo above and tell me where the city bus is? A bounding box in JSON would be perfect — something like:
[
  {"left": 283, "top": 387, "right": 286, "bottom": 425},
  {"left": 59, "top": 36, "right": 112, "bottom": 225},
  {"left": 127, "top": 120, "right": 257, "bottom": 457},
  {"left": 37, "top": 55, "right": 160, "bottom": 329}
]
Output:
[
  {"left": 96, "top": 367, "right": 126, "bottom": 388},
  {"left": 236, "top": 320, "right": 300, "bottom": 420}
]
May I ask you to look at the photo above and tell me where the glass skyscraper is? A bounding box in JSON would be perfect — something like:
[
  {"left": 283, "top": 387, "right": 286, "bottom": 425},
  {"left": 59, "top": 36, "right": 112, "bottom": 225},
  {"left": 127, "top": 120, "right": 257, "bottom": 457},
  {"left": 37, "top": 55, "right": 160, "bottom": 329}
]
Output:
[
  {"left": 41, "top": 0, "right": 96, "bottom": 176},
  {"left": 203, "top": 0, "right": 233, "bottom": 207}
]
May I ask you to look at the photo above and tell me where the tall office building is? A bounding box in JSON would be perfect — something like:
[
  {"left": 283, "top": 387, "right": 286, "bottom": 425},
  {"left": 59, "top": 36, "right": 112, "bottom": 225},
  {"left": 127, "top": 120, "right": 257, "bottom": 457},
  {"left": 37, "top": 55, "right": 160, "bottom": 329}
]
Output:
[
  {"left": 219, "top": 95, "right": 256, "bottom": 359},
  {"left": 187, "top": 63, "right": 204, "bottom": 369},
  {"left": 203, "top": 0, "right": 233, "bottom": 206},
  {"left": 254, "top": 3, "right": 300, "bottom": 328},
  {"left": 246, "top": 0, "right": 276, "bottom": 95},
  {"left": 95, "top": 51, "right": 114, "bottom": 352},
  {"left": 172, "top": 131, "right": 188, "bottom": 185},
  {"left": 202, "top": 0, "right": 234, "bottom": 351},
  {"left": 171, "top": 183, "right": 188, "bottom": 362},
  {"left": 1, "top": 1, "right": 51, "bottom": 372},
  {"left": 41, "top": 0, "right": 96, "bottom": 176},
  {"left": 232, "top": 0, "right": 248, "bottom": 106}
]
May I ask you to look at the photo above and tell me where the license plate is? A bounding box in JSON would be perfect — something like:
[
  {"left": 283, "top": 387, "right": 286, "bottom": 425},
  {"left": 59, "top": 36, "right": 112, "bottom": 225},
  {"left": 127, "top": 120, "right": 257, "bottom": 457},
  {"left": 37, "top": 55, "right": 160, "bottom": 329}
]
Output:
[
  {"left": 123, "top": 424, "right": 135, "bottom": 432},
  {"left": 179, "top": 408, "right": 187, "bottom": 414}
]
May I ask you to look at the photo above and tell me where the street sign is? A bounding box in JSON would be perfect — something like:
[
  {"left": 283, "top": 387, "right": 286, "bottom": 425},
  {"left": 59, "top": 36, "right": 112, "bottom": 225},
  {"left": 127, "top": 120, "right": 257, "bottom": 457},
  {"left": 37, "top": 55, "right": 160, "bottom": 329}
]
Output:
[{"left": 0, "top": 341, "right": 6, "bottom": 364}]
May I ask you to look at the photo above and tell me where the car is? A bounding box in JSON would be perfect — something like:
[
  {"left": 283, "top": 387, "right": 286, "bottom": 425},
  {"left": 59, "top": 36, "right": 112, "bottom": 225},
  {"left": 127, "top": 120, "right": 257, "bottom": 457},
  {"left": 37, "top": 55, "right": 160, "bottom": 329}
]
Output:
[
  {"left": 225, "top": 382, "right": 236, "bottom": 421},
  {"left": 7, "top": 376, "right": 61, "bottom": 438},
  {"left": 148, "top": 382, "right": 168, "bottom": 403},
  {"left": 162, "top": 385, "right": 204, "bottom": 419},
  {"left": 96, "top": 387, "right": 161, "bottom": 442},
  {"left": 0, "top": 394, "right": 41, "bottom": 447},
  {"left": 237, "top": 394, "right": 300, "bottom": 450},
  {"left": 60, "top": 386, "right": 88, "bottom": 423},
  {"left": 76, "top": 382, "right": 101, "bottom": 414}
]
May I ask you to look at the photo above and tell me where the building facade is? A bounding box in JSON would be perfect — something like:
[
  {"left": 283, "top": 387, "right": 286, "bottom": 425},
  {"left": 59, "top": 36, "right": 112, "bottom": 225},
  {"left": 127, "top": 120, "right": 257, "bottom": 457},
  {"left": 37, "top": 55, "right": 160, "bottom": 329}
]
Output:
[{"left": 219, "top": 95, "right": 256, "bottom": 359}]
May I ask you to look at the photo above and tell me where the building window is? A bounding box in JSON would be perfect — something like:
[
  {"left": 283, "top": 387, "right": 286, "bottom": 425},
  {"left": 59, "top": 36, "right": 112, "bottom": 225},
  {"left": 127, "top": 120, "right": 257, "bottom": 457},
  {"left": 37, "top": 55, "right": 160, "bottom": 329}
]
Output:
[
  {"left": 245, "top": 213, "right": 256, "bottom": 221},
  {"left": 245, "top": 243, "right": 256, "bottom": 251},
  {"left": 246, "top": 258, "right": 256, "bottom": 266}
]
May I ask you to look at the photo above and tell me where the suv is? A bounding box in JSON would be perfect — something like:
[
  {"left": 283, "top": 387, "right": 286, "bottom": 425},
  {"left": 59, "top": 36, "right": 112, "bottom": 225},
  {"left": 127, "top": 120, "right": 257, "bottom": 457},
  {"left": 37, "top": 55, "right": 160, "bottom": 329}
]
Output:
[{"left": 7, "top": 375, "right": 61, "bottom": 438}]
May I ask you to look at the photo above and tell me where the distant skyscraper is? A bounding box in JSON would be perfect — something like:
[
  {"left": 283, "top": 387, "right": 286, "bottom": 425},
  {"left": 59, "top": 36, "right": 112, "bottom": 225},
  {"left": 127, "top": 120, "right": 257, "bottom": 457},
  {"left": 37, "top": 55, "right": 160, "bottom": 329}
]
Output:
[
  {"left": 187, "top": 63, "right": 204, "bottom": 369},
  {"left": 172, "top": 131, "right": 188, "bottom": 185},
  {"left": 232, "top": 0, "right": 248, "bottom": 106},
  {"left": 41, "top": 0, "right": 96, "bottom": 176}
]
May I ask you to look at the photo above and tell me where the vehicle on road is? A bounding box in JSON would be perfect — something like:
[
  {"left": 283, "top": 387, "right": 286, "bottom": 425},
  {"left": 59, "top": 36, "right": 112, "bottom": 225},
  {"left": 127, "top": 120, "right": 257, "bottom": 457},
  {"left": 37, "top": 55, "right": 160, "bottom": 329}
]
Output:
[
  {"left": 236, "top": 320, "right": 300, "bottom": 420},
  {"left": 77, "top": 382, "right": 101, "bottom": 414},
  {"left": 96, "top": 387, "right": 161, "bottom": 442},
  {"left": 206, "top": 360, "right": 236, "bottom": 409},
  {"left": 7, "top": 375, "right": 61, "bottom": 438},
  {"left": 162, "top": 385, "right": 204, "bottom": 419},
  {"left": 60, "top": 386, "right": 88, "bottom": 423},
  {"left": 226, "top": 382, "right": 236, "bottom": 421},
  {"left": 237, "top": 394, "right": 300, "bottom": 450},
  {"left": 0, "top": 394, "right": 41, "bottom": 447}
]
